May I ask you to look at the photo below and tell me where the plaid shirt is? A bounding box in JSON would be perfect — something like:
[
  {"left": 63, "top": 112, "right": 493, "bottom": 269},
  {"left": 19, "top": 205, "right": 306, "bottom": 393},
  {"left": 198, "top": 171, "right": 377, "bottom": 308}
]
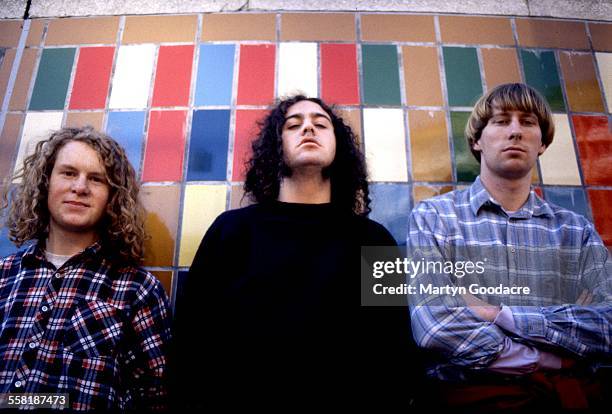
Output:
[
  {"left": 0, "top": 241, "right": 171, "bottom": 410},
  {"left": 408, "top": 176, "right": 612, "bottom": 380}
]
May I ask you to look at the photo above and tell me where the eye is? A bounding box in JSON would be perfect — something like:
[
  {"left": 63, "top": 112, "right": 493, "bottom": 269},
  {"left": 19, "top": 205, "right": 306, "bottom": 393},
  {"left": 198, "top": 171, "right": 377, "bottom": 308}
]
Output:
[
  {"left": 285, "top": 124, "right": 300, "bottom": 130},
  {"left": 315, "top": 123, "right": 327, "bottom": 129},
  {"left": 61, "top": 170, "right": 76, "bottom": 177},
  {"left": 522, "top": 118, "right": 538, "bottom": 126},
  {"left": 492, "top": 118, "right": 508, "bottom": 125},
  {"left": 90, "top": 176, "right": 105, "bottom": 184}
]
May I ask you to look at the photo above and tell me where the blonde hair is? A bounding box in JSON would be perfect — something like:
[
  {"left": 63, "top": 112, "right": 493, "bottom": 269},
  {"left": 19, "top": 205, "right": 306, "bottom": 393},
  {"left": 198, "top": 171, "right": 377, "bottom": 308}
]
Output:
[
  {"left": 465, "top": 83, "right": 555, "bottom": 162},
  {"left": 1, "top": 127, "right": 146, "bottom": 264}
]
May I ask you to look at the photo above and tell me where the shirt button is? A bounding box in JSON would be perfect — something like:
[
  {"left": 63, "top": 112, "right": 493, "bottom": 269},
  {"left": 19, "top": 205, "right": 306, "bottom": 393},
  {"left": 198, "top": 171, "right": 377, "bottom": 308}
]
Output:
[
  {"left": 29, "top": 342, "right": 38, "bottom": 349},
  {"left": 41, "top": 305, "right": 48, "bottom": 312},
  {"left": 14, "top": 380, "right": 22, "bottom": 388},
  {"left": 55, "top": 273, "right": 62, "bottom": 279},
  {"left": 510, "top": 248, "right": 516, "bottom": 253}
]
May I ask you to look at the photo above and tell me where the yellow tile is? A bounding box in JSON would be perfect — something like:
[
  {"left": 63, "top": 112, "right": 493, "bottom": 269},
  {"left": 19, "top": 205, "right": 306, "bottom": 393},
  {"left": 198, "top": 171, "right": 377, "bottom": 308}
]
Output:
[
  {"left": 539, "top": 114, "right": 581, "bottom": 185},
  {"left": 150, "top": 270, "right": 173, "bottom": 298},
  {"left": 596, "top": 52, "right": 612, "bottom": 112},
  {"left": 140, "top": 185, "right": 180, "bottom": 267},
  {"left": 179, "top": 185, "right": 227, "bottom": 266}
]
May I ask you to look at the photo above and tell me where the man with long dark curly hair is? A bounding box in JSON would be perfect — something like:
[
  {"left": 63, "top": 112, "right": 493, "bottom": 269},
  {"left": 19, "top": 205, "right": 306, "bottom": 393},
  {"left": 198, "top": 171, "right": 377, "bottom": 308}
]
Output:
[
  {"left": 0, "top": 127, "right": 171, "bottom": 411},
  {"left": 173, "top": 96, "right": 414, "bottom": 410}
]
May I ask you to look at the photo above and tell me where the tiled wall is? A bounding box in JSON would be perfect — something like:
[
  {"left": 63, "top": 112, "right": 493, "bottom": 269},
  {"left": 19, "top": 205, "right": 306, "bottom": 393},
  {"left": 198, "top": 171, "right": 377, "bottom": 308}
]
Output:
[{"left": 0, "top": 13, "right": 611, "bottom": 306}]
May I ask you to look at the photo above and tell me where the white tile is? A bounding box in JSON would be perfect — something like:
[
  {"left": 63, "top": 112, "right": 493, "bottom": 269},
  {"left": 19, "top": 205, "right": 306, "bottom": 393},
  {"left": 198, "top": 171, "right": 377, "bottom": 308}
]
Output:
[
  {"left": 539, "top": 114, "right": 581, "bottom": 185},
  {"left": 12, "top": 112, "right": 64, "bottom": 179},
  {"left": 178, "top": 184, "right": 227, "bottom": 266},
  {"left": 109, "top": 44, "right": 156, "bottom": 109},
  {"left": 595, "top": 52, "right": 612, "bottom": 112},
  {"left": 277, "top": 42, "right": 318, "bottom": 98},
  {"left": 363, "top": 108, "right": 408, "bottom": 182}
]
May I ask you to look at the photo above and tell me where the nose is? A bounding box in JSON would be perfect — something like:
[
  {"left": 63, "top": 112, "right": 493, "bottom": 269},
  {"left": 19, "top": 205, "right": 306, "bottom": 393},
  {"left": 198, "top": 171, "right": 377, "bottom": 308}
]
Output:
[
  {"left": 71, "top": 174, "right": 90, "bottom": 194},
  {"left": 508, "top": 117, "right": 522, "bottom": 140},
  {"left": 302, "top": 119, "right": 315, "bottom": 136}
]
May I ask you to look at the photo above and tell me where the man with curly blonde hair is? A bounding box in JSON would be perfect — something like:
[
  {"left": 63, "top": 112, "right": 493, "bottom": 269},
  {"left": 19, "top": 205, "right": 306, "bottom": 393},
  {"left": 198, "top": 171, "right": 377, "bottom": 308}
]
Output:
[{"left": 0, "top": 127, "right": 171, "bottom": 411}]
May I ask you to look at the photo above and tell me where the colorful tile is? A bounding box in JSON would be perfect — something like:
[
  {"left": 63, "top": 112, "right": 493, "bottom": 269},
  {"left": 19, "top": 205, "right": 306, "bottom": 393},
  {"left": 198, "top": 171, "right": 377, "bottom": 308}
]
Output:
[
  {"left": 363, "top": 108, "right": 408, "bottom": 182},
  {"left": 232, "top": 109, "right": 266, "bottom": 182},
  {"left": 443, "top": 47, "right": 483, "bottom": 107},
  {"left": 26, "top": 19, "right": 46, "bottom": 46},
  {"left": 573, "top": 115, "right": 612, "bottom": 186},
  {"left": 106, "top": 111, "right": 146, "bottom": 175},
  {"left": 142, "top": 110, "right": 187, "bottom": 182},
  {"left": 0, "top": 114, "right": 24, "bottom": 182},
  {"left": 0, "top": 226, "right": 17, "bottom": 258},
  {"left": 150, "top": 271, "right": 173, "bottom": 298},
  {"left": 179, "top": 184, "right": 227, "bottom": 266},
  {"left": 321, "top": 43, "right": 359, "bottom": 105},
  {"left": 588, "top": 190, "right": 612, "bottom": 246},
  {"left": 281, "top": 13, "right": 355, "bottom": 41},
  {"left": 544, "top": 187, "right": 589, "bottom": 218},
  {"left": 559, "top": 52, "right": 605, "bottom": 113},
  {"left": 439, "top": 16, "right": 514, "bottom": 45},
  {"left": 521, "top": 49, "right": 565, "bottom": 112},
  {"left": 337, "top": 109, "right": 362, "bottom": 145},
  {"left": 8, "top": 48, "right": 37, "bottom": 111},
  {"left": 360, "top": 14, "right": 435, "bottom": 42},
  {"left": 109, "top": 45, "right": 155, "bottom": 109},
  {"left": 0, "top": 21, "right": 22, "bottom": 47},
  {"left": 451, "top": 111, "right": 480, "bottom": 182},
  {"left": 29, "top": 48, "right": 76, "bottom": 110},
  {"left": 0, "top": 49, "right": 16, "bottom": 100},
  {"left": 230, "top": 185, "right": 252, "bottom": 210},
  {"left": 595, "top": 53, "right": 612, "bottom": 112},
  {"left": 140, "top": 185, "right": 180, "bottom": 267},
  {"left": 201, "top": 14, "right": 276, "bottom": 41},
  {"left": 237, "top": 44, "right": 275, "bottom": 106},
  {"left": 402, "top": 46, "right": 443, "bottom": 107},
  {"left": 152, "top": 45, "right": 194, "bottom": 107},
  {"left": 13, "top": 112, "right": 63, "bottom": 177},
  {"left": 589, "top": 23, "right": 612, "bottom": 52},
  {"left": 68, "top": 46, "right": 114, "bottom": 110},
  {"left": 173, "top": 271, "right": 189, "bottom": 317},
  {"left": 277, "top": 43, "right": 317, "bottom": 98},
  {"left": 369, "top": 183, "right": 411, "bottom": 245},
  {"left": 539, "top": 114, "right": 581, "bottom": 186},
  {"left": 362, "top": 44, "right": 401, "bottom": 106},
  {"left": 482, "top": 48, "right": 521, "bottom": 90},
  {"left": 64, "top": 112, "right": 104, "bottom": 130},
  {"left": 194, "top": 44, "right": 235, "bottom": 106},
  {"left": 45, "top": 17, "right": 119, "bottom": 45},
  {"left": 187, "top": 110, "right": 231, "bottom": 181},
  {"left": 122, "top": 15, "right": 197, "bottom": 44},
  {"left": 408, "top": 110, "right": 452, "bottom": 182},
  {"left": 516, "top": 19, "right": 589, "bottom": 50},
  {"left": 413, "top": 185, "right": 454, "bottom": 204}
]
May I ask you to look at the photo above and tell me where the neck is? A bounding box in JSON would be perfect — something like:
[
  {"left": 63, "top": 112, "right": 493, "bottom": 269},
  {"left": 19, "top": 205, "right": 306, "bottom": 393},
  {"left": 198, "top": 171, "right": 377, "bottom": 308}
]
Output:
[
  {"left": 278, "top": 170, "right": 331, "bottom": 204},
  {"left": 479, "top": 171, "right": 532, "bottom": 212},
  {"left": 46, "top": 226, "right": 98, "bottom": 256}
]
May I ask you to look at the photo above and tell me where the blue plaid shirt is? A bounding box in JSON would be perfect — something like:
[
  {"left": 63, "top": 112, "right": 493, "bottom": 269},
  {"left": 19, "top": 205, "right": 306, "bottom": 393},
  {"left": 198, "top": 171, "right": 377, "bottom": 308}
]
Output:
[{"left": 408, "top": 176, "right": 612, "bottom": 380}]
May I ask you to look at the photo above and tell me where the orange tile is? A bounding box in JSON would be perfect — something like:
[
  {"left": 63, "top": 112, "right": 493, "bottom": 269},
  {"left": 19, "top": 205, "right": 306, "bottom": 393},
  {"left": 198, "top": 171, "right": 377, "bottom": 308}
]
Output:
[
  {"left": 482, "top": 48, "right": 521, "bottom": 90},
  {"left": 150, "top": 271, "right": 173, "bottom": 298},
  {"left": 141, "top": 185, "right": 180, "bottom": 267},
  {"left": 408, "top": 110, "right": 452, "bottom": 182},
  {"left": 26, "top": 19, "right": 47, "bottom": 46},
  {"left": 46, "top": 17, "right": 119, "bottom": 45},
  {"left": 560, "top": 52, "right": 605, "bottom": 113},
  {"left": 0, "top": 49, "right": 16, "bottom": 99},
  {"left": 361, "top": 14, "right": 435, "bottom": 42},
  {"left": 403, "top": 46, "right": 443, "bottom": 106},
  {"left": 413, "top": 185, "right": 453, "bottom": 204},
  {"left": 123, "top": 15, "right": 197, "bottom": 44},
  {"left": 516, "top": 19, "right": 589, "bottom": 49},
  {"left": 230, "top": 185, "right": 252, "bottom": 210},
  {"left": 64, "top": 112, "right": 105, "bottom": 130},
  {"left": 589, "top": 23, "right": 612, "bottom": 52},
  {"left": 9, "top": 48, "right": 37, "bottom": 111},
  {"left": 0, "top": 113, "right": 24, "bottom": 181},
  {"left": 439, "top": 16, "right": 514, "bottom": 45},
  {"left": 202, "top": 14, "right": 276, "bottom": 41},
  {"left": 337, "top": 108, "right": 362, "bottom": 145},
  {"left": 0, "top": 20, "right": 23, "bottom": 48},
  {"left": 588, "top": 190, "right": 612, "bottom": 246},
  {"left": 281, "top": 13, "right": 355, "bottom": 41}
]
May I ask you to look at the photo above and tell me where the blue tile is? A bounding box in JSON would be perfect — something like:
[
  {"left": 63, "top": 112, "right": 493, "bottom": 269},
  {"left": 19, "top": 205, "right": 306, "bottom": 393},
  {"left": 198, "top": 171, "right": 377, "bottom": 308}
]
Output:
[
  {"left": 194, "top": 44, "right": 235, "bottom": 106},
  {"left": 0, "top": 226, "right": 17, "bottom": 258},
  {"left": 544, "top": 187, "right": 590, "bottom": 219},
  {"left": 106, "top": 111, "right": 146, "bottom": 176},
  {"left": 187, "top": 110, "right": 230, "bottom": 181},
  {"left": 369, "top": 184, "right": 412, "bottom": 245}
]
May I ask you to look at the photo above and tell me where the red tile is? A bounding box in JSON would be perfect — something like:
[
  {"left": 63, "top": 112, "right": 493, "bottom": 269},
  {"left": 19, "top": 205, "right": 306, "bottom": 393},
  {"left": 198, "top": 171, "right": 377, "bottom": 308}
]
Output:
[
  {"left": 588, "top": 189, "right": 612, "bottom": 246},
  {"left": 152, "top": 45, "right": 194, "bottom": 107},
  {"left": 573, "top": 115, "right": 612, "bottom": 186},
  {"left": 68, "top": 47, "right": 114, "bottom": 110},
  {"left": 321, "top": 43, "right": 359, "bottom": 105},
  {"left": 142, "top": 110, "right": 187, "bottom": 182},
  {"left": 534, "top": 187, "right": 543, "bottom": 198},
  {"left": 236, "top": 44, "right": 275, "bottom": 105},
  {"left": 233, "top": 109, "right": 266, "bottom": 181}
]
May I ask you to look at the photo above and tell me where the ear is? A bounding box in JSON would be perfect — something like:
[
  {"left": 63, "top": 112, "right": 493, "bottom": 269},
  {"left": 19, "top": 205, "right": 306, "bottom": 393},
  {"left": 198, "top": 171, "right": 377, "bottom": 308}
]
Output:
[
  {"left": 473, "top": 140, "right": 482, "bottom": 152},
  {"left": 537, "top": 143, "right": 546, "bottom": 156}
]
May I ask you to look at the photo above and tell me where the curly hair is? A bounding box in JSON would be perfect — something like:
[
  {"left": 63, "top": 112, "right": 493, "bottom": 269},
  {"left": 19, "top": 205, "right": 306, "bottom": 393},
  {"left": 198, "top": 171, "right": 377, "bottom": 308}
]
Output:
[
  {"left": 1, "top": 127, "right": 146, "bottom": 264},
  {"left": 243, "top": 95, "right": 371, "bottom": 216}
]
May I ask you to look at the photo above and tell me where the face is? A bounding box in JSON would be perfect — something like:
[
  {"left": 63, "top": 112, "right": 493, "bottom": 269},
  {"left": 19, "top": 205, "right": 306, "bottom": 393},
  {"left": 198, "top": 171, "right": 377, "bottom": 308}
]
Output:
[
  {"left": 47, "top": 141, "right": 110, "bottom": 239},
  {"left": 281, "top": 100, "right": 336, "bottom": 174},
  {"left": 474, "top": 107, "right": 546, "bottom": 180}
]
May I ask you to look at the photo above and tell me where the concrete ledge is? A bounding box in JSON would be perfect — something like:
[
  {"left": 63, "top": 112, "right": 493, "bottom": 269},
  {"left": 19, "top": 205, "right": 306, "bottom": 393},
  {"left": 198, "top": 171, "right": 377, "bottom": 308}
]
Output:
[{"left": 1, "top": 0, "right": 27, "bottom": 19}]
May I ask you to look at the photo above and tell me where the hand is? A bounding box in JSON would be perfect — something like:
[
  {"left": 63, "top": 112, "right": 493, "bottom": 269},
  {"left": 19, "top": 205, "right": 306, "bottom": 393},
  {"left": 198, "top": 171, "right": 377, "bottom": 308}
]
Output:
[{"left": 462, "top": 292, "right": 501, "bottom": 322}]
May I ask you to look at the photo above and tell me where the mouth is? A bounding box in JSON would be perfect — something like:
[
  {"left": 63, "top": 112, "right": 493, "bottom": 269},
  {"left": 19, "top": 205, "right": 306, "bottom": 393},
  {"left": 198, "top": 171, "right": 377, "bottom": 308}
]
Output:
[
  {"left": 298, "top": 138, "right": 320, "bottom": 147},
  {"left": 64, "top": 201, "right": 90, "bottom": 208},
  {"left": 503, "top": 146, "right": 526, "bottom": 153}
]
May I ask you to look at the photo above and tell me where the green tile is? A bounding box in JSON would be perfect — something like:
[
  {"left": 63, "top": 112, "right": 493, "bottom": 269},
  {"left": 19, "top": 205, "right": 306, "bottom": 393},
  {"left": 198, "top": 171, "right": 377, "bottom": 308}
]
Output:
[
  {"left": 443, "top": 47, "right": 483, "bottom": 107},
  {"left": 362, "top": 44, "right": 401, "bottom": 106},
  {"left": 451, "top": 111, "right": 480, "bottom": 182},
  {"left": 521, "top": 49, "right": 565, "bottom": 112},
  {"left": 29, "top": 48, "right": 76, "bottom": 110}
]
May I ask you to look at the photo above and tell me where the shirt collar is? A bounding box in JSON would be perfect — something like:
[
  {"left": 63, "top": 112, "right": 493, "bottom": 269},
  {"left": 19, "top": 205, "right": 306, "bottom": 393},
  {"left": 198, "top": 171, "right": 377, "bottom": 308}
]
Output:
[{"left": 22, "top": 239, "right": 105, "bottom": 267}]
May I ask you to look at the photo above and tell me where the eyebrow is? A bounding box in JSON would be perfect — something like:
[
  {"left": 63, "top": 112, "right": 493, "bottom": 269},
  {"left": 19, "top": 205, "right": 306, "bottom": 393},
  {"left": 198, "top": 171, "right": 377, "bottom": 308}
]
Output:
[
  {"left": 491, "top": 111, "right": 538, "bottom": 118},
  {"left": 284, "top": 112, "right": 332, "bottom": 123},
  {"left": 56, "top": 163, "right": 106, "bottom": 176}
]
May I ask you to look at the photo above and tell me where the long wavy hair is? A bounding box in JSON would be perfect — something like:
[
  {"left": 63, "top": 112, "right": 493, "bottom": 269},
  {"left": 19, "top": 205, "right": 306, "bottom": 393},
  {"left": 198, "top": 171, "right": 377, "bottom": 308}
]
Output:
[
  {"left": 244, "top": 95, "right": 371, "bottom": 216},
  {"left": 1, "top": 127, "right": 146, "bottom": 264}
]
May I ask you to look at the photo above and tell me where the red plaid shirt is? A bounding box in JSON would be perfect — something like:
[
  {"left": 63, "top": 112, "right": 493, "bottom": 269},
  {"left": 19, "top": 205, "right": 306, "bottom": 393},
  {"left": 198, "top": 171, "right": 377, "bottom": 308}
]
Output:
[{"left": 0, "top": 241, "right": 171, "bottom": 411}]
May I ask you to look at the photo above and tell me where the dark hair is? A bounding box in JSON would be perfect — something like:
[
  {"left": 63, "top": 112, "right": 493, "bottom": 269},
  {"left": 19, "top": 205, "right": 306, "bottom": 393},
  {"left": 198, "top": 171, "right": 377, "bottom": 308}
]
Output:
[{"left": 243, "top": 95, "right": 371, "bottom": 216}]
